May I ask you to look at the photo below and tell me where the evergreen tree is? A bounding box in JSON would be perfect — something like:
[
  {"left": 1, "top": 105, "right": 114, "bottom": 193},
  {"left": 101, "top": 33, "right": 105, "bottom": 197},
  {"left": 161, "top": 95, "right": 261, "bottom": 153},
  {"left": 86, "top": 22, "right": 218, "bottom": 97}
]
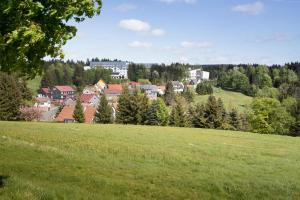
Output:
[
  {"left": 189, "top": 104, "right": 206, "bottom": 128},
  {"left": 95, "top": 94, "right": 112, "bottom": 124},
  {"left": 0, "top": 72, "right": 22, "bottom": 120},
  {"left": 164, "top": 81, "right": 175, "bottom": 106},
  {"left": 146, "top": 98, "right": 169, "bottom": 126},
  {"left": 217, "top": 98, "right": 227, "bottom": 128},
  {"left": 116, "top": 87, "right": 132, "bottom": 124},
  {"left": 196, "top": 81, "right": 213, "bottom": 95},
  {"left": 182, "top": 85, "right": 195, "bottom": 103},
  {"left": 136, "top": 91, "right": 149, "bottom": 124},
  {"left": 228, "top": 109, "right": 240, "bottom": 130},
  {"left": 169, "top": 97, "right": 186, "bottom": 127},
  {"left": 204, "top": 96, "right": 219, "bottom": 128},
  {"left": 73, "top": 97, "right": 85, "bottom": 123}
]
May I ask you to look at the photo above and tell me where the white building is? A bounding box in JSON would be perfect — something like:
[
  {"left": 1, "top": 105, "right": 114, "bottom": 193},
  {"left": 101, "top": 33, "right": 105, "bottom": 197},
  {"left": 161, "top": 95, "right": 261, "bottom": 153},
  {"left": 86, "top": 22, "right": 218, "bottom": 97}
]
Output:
[
  {"left": 90, "top": 61, "right": 129, "bottom": 79},
  {"left": 34, "top": 97, "right": 51, "bottom": 112},
  {"left": 188, "top": 68, "right": 210, "bottom": 85}
]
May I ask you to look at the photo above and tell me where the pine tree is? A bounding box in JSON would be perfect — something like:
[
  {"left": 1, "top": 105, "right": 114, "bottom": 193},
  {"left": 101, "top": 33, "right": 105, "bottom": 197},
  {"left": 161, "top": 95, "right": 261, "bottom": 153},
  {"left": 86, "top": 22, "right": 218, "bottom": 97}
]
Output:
[
  {"left": 147, "top": 98, "right": 169, "bottom": 126},
  {"left": 95, "top": 94, "right": 112, "bottom": 124},
  {"left": 169, "top": 97, "right": 186, "bottom": 127},
  {"left": 0, "top": 72, "right": 22, "bottom": 120},
  {"left": 73, "top": 97, "right": 85, "bottom": 123},
  {"left": 217, "top": 98, "right": 227, "bottom": 128},
  {"left": 228, "top": 109, "right": 240, "bottom": 130},
  {"left": 189, "top": 104, "right": 206, "bottom": 128},
  {"left": 164, "top": 81, "right": 175, "bottom": 106},
  {"left": 136, "top": 91, "right": 149, "bottom": 124},
  {"left": 116, "top": 87, "right": 132, "bottom": 124},
  {"left": 204, "top": 96, "right": 219, "bottom": 128},
  {"left": 182, "top": 85, "right": 195, "bottom": 103}
]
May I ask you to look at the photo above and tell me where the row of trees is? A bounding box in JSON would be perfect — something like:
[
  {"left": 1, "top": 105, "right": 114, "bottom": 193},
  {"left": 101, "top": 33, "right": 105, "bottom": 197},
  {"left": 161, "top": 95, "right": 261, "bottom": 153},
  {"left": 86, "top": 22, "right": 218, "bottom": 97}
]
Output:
[
  {"left": 41, "top": 61, "right": 113, "bottom": 90},
  {"left": 127, "top": 63, "right": 190, "bottom": 85}
]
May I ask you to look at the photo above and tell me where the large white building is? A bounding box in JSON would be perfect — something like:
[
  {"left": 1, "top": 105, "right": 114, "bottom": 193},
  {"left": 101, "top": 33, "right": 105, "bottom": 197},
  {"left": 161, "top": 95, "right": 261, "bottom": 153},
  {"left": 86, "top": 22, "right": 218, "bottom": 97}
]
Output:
[
  {"left": 188, "top": 68, "right": 210, "bottom": 84},
  {"left": 90, "top": 61, "right": 129, "bottom": 79}
]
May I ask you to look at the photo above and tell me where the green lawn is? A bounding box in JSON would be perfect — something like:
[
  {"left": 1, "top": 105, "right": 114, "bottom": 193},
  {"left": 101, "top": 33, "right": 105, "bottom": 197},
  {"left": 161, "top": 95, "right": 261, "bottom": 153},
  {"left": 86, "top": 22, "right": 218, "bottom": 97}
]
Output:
[
  {"left": 27, "top": 76, "right": 42, "bottom": 95},
  {"left": 1, "top": 122, "right": 300, "bottom": 199},
  {"left": 194, "top": 88, "right": 253, "bottom": 112}
]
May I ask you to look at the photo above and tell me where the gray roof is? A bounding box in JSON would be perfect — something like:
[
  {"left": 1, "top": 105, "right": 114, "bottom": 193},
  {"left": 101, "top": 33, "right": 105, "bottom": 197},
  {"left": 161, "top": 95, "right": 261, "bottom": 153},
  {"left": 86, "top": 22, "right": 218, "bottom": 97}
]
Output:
[{"left": 139, "top": 85, "right": 158, "bottom": 91}]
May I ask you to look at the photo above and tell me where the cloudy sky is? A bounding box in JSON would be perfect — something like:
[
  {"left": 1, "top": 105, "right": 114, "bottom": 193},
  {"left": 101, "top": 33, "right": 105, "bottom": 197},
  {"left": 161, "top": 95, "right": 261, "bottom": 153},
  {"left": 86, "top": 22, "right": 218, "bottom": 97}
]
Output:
[{"left": 63, "top": 0, "right": 300, "bottom": 65}]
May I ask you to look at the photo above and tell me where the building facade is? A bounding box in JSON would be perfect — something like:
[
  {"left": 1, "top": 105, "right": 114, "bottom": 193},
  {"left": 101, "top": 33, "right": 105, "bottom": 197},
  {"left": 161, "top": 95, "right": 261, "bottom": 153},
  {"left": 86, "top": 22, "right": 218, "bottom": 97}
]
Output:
[{"left": 90, "top": 61, "right": 129, "bottom": 79}]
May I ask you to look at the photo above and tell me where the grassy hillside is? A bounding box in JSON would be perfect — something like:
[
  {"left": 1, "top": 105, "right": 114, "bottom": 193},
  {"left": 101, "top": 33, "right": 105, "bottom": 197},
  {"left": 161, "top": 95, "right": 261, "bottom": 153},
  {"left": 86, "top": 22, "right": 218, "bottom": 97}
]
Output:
[
  {"left": 27, "top": 76, "right": 42, "bottom": 96},
  {"left": 1, "top": 122, "right": 300, "bottom": 199},
  {"left": 194, "top": 88, "right": 253, "bottom": 112}
]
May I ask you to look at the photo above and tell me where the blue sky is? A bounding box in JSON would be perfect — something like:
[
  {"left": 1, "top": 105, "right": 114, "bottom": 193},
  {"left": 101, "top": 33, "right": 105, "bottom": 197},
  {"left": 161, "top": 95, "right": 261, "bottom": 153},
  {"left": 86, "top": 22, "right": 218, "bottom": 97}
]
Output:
[{"left": 63, "top": 0, "right": 300, "bottom": 65}]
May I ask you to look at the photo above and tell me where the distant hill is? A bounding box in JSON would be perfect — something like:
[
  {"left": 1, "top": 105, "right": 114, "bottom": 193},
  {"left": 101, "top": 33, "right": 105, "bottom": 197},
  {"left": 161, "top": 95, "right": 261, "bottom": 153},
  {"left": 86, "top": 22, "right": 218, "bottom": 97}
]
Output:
[{"left": 1, "top": 121, "right": 300, "bottom": 199}]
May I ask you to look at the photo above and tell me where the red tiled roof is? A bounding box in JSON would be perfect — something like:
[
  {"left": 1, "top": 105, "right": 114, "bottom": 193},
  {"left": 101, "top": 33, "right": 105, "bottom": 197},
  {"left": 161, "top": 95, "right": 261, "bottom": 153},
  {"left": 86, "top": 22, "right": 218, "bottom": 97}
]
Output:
[
  {"left": 80, "top": 94, "right": 95, "bottom": 104},
  {"left": 106, "top": 84, "right": 123, "bottom": 91},
  {"left": 55, "top": 105, "right": 96, "bottom": 124},
  {"left": 56, "top": 106, "right": 74, "bottom": 122},
  {"left": 41, "top": 88, "right": 50, "bottom": 94},
  {"left": 55, "top": 85, "right": 75, "bottom": 92},
  {"left": 84, "top": 106, "right": 97, "bottom": 124}
]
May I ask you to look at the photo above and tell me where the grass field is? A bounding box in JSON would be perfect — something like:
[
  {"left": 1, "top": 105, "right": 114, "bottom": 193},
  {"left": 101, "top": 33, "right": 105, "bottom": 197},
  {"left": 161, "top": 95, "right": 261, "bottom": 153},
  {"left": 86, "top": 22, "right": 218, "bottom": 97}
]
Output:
[
  {"left": 194, "top": 88, "right": 253, "bottom": 112},
  {"left": 27, "top": 76, "right": 42, "bottom": 96},
  {"left": 1, "top": 122, "right": 300, "bottom": 199}
]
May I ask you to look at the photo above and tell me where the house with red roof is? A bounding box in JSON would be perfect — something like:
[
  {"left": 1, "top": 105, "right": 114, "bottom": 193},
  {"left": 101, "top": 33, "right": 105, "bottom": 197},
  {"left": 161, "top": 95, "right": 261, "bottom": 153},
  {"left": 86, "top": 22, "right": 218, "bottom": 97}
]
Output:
[
  {"left": 39, "top": 88, "right": 51, "bottom": 98},
  {"left": 51, "top": 85, "right": 76, "bottom": 100},
  {"left": 55, "top": 105, "right": 97, "bottom": 123},
  {"left": 104, "top": 84, "right": 123, "bottom": 100},
  {"left": 80, "top": 93, "right": 100, "bottom": 107}
]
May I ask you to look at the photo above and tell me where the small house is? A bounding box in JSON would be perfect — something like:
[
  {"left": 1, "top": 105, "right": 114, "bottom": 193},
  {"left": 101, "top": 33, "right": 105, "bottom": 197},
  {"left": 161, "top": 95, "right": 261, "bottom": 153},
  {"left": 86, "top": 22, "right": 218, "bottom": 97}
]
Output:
[
  {"left": 171, "top": 81, "right": 184, "bottom": 93},
  {"left": 140, "top": 85, "right": 158, "bottom": 100},
  {"left": 51, "top": 85, "right": 76, "bottom": 100}
]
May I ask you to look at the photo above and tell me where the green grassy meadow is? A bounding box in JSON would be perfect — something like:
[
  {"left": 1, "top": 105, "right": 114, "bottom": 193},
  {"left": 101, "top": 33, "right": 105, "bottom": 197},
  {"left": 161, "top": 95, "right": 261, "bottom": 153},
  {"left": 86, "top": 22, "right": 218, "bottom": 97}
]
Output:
[
  {"left": 1, "top": 121, "right": 300, "bottom": 199},
  {"left": 194, "top": 88, "right": 253, "bottom": 112},
  {"left": 27, "top": 76, "right": 42, "bottom": 96}
]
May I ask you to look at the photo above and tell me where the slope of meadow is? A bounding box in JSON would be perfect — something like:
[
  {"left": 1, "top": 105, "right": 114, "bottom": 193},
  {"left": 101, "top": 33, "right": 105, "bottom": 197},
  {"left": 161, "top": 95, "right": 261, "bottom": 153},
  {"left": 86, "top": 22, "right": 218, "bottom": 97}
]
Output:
[
  {"left": 194, "top": 88, "right": 253, "bottom": 112},
  {"left": 0, "top": 122, "right": 300, "bottom": 199}
]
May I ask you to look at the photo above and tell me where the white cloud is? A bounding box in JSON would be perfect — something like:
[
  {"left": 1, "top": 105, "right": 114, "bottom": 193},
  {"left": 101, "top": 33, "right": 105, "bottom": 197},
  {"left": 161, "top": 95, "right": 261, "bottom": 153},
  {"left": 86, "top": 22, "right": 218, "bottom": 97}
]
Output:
[
  {"left": 181, "top": 41, "right": 214, "bottom": 48},
  {"left": 129, "top": 41, "right": 152, "bottom": 48},
  {"left": 232, "top": 1, "right": 264, "bottom": 15},
  {"left": 159, "top": 0, "right": 197, "bottom": 4},
  {"left": 254, "top": 34, "right": 288, "bottom": 43},
  {"left": 151, "top": 29, "right": 166, "bottom": 36},
  {"left": 119, "top": 19, "right": 151, "bottom": 32},
  {"left": 114, "top": 3, "right": 137, "bottom": 12},
  {"left": 119, "top": 19, "right": 166, "bottom": 37}
]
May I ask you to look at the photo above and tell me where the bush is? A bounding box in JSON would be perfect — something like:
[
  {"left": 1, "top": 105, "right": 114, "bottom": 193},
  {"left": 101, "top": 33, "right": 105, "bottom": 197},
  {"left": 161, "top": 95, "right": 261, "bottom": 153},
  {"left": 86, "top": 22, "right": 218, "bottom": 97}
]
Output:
[{"left": 20, "top": 107, "right": 42, "bottom": 121}]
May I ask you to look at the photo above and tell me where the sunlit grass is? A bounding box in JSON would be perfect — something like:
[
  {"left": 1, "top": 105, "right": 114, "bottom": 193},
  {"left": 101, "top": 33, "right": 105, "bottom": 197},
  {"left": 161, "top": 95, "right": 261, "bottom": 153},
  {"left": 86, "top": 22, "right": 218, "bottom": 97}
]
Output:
[{"left": 0, "top": 121, "right": 300, "bottom": 199}]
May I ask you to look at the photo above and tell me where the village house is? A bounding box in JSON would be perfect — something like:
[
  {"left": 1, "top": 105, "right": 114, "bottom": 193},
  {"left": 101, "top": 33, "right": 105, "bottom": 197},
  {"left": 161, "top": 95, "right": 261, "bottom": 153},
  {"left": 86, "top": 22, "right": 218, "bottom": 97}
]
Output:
[
  {"left": 104, "top": 84, "right": 123, "bottom": 101},
  {"left": 39, "top": 88, "right": 51, "bottom": 98},
  {"left": 94, "top": 79, "right": 107, "bottom": 92},
  {"left": 56, "top": 105, "right": 97, "bottom": 124},
  {"left": 34, "top": 97, "right": 51, "bottom": 112},
  {"left": 139, "top": 85, "right": 158, "bottom": 100},
  {"left": 171, "top": 81, "right": 185, "bottom": 93},
  {"left": 51, "top": 85, "right": 76, "bottom": 101},
  {"left": 80, "top": 93, "right": 100, "bottom": 107},
  {"left": 82, "top": 85, "right": 97, "bottom": 95}
]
